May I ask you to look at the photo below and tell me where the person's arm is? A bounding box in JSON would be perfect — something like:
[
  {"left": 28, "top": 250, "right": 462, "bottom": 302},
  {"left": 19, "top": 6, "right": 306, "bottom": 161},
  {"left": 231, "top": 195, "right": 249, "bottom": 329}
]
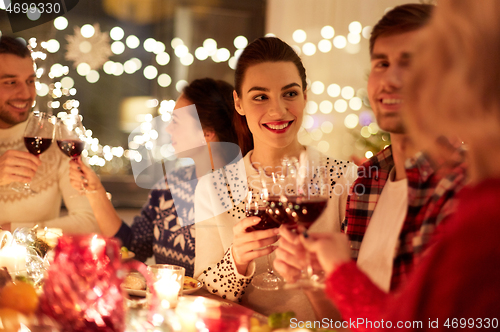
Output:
[
  {"left": 68, "top": 157, "right": 120, "bottom": 235},
  {"left": 274, "top": 226, "right": 342, "bottom": 320},
  {"left": 69, "top": 157, "right": 158, "bottom": 262},
  {"left": 194, "top": 172, "right": 276, "bottom": 301},
  {"left": 195, "top": 215, "right": 256, "bottom": 301},
  {"left": 194, "top": 191, "right": 255, "bottom": 301},
  {"left": 11, "top": 156, "right": 100, "bottom": 234},
  {"left": 301, "top": 233, "right": 389, "bottom": 331},
  {"left": 114, "top": 204, "right": 156, "bottom": 263},
  {"left": 195, "top": 215, "right": 276, "bottom": 301}
]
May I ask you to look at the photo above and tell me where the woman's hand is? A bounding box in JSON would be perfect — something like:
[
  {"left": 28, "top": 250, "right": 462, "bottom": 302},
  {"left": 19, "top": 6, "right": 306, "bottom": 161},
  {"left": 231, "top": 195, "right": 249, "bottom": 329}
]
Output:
[
  {"left": 232, "top": 216, "right": 279, "bottom": 275},
  {"left": 300, "top": 232, "right": 351, "bottom": 275},
  {"left": 69, "top": 157, "right": 122, "bottom": 236},
  {"left": 68, "top": 157, "right": 103, "bottom": 193}
]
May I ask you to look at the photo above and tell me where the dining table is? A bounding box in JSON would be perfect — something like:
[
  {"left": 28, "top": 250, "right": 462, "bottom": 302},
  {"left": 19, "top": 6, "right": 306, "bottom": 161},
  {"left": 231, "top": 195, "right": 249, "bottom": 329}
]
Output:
[{"left": 1, "top": 229, "right": 348, "bottom": 332}]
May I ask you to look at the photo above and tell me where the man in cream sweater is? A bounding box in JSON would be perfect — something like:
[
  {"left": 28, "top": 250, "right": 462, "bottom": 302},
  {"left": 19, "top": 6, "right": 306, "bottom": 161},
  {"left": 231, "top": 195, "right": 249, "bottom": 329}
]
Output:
[{"left": 0, "top": 35, "right": 98, "bottom": 234}]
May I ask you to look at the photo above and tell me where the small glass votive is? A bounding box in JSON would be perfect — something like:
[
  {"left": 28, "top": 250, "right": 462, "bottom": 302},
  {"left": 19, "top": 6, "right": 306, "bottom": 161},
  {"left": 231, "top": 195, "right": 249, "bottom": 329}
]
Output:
[{"left": 148, "top": 264, "right": 185, "bottom": 309}]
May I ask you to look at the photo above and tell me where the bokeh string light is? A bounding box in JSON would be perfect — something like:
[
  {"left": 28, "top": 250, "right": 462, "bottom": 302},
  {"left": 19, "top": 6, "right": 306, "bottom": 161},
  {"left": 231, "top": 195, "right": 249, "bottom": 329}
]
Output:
[{"left": 0, "top": 12, "right": 382, "bottom": 171}]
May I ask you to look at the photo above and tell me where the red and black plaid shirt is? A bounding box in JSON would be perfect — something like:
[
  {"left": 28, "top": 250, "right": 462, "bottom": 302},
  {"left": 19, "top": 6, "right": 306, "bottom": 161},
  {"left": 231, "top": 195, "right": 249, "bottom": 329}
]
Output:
[{"left": 343, "top": 146, "right": 467, "bottom": 291}]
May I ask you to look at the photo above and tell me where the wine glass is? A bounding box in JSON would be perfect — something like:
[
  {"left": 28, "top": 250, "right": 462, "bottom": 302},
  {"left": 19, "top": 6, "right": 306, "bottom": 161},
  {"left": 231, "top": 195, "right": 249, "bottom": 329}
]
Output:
[
  {"left": 12, "top": 112, "right": 55, "bottom": 194},
  {"left": 265, "top": 156, "right": 300, "bottom": 230},
  {"left": 284, "top": 153, "right": 328, "bottom": 289},
  {"left": 55, "top": 113, "right": 88, "bottom": 193},
  {"left": 245, "top": 187, "right": 283, "bottom": 291}
]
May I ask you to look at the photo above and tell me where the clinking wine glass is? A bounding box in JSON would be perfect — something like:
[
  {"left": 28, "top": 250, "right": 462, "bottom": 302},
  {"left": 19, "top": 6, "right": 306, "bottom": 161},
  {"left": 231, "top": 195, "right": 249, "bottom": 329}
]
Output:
[
  {"left": 266, "top": 156, "right": 301, "bottom": 230},
  {"left": 56, "top": 113, "right": 89, "bottom": 193},
  {"left": 13, "top": 112, "right": 55, "bottom": 194},
  {"left": 284, "top": 153, "right": 328, "bottom": 289},
  {"left": 245, "top": 189, "right": 283, "bottom": 291}
]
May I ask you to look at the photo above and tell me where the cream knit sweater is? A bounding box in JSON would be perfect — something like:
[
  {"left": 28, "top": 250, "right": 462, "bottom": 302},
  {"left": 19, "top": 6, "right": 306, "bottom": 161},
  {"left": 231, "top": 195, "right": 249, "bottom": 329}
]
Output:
[{"left": 0, "top": 121, "right": 98, "bottom": 234}]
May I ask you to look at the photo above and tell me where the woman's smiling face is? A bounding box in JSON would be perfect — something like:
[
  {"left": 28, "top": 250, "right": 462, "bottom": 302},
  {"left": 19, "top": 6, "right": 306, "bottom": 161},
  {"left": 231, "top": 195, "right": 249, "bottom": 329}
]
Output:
[{"left": 234, "top": 61, "right": 306, "bottom": 150}]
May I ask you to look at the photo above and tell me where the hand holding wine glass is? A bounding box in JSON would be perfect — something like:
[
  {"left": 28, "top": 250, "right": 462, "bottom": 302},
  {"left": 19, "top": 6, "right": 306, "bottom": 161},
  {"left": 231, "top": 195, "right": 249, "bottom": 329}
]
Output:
[
  {"left": 245, "top": 191, "right": 283, "bottom": 290},
  {"left": 274, "top": 225, "right": 315, "bottom": 283},
  {"left": 283, "top": 152, "right": 329, "bottom": 288},
  {"left": 12, "top": 111, "right": 55, "bottom": 194},
  {"left": 56, "top": 114, "right": 89, "bottom": 193},
  {"left": 231, "top": 208, "right": 280, "bottom": 276},
  {"left": 68, "top": 157, "right": 103, "bottom": 193},
  {"left": 0, "top": 150, "right": 40, "bottom": 187},
  {"left": 299, "top": 231, "right": 351, "bottom": 276}
]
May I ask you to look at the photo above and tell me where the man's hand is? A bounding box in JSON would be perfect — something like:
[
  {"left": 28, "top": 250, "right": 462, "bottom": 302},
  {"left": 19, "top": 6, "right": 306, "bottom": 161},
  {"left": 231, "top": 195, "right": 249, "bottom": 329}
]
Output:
[
  {"left": 0, "top": 150, "right": 41, "bottom": 186},
  {"left": 274, "top": 225, "right": 312, "bottom": 283},
  {"left": 300, "top": 232, "right": 351, "bottom": 275}
]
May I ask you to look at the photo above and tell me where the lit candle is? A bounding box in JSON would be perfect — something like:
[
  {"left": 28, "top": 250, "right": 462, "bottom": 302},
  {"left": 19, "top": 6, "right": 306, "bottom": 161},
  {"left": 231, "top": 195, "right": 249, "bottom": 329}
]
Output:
[
  {"left": 0, "top": 245, "right": 27, "bottom": 274},
  {"left": 175, "top": 297, "right": 221, "bottom": 332},
  {"left": 154, "top": 275, "right": 181, "bottom": 309},
  {"left": 147, "top": 264, "right": 185, "bottom": 310}
]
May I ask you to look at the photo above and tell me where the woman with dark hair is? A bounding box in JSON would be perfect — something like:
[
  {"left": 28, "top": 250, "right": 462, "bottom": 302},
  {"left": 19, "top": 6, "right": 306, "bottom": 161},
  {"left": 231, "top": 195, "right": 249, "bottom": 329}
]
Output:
[
  {"left": 69, "top": 78, "right": 243, "bottom": 277},
  {"left": 194, "top": 37, "right": 357, "bottom": 319}
]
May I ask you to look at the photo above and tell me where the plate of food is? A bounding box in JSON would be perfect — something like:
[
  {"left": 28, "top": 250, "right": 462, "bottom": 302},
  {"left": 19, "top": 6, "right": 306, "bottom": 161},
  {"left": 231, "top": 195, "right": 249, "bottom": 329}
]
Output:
[
  {"left": 123, "top": 273, "right": 203, "bottom": 297},
  {"left": 123, "top": 272, "right": 147, "bottom": 297},
  {"left": 120, "top": 247, "right": 135, "bottom": 261},
  {"left": 183, "top": 276, "right": 203, "bottom": 294}
]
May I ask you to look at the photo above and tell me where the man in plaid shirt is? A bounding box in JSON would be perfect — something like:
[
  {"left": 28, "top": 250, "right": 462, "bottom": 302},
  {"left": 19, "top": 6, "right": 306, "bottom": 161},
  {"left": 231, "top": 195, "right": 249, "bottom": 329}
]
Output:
[{"left": 343, "top": 4, "right": 467, "bottom": 292}]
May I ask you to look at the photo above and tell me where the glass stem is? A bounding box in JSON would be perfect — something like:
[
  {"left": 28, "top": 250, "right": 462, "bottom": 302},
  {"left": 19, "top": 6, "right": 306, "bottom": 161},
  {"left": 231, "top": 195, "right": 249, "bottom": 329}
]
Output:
[
  {"left": 266, "top": 252, "right": 274, "bottom": 275},
  {"left": 305, "top": 250, "right": 313, "bottom": 279}
]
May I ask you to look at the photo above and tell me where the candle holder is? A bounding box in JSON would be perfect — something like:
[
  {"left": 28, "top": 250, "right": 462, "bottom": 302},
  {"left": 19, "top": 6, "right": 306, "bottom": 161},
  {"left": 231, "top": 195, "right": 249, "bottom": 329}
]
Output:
[
  {"left": 148, "top": 264, "right": 185, "bottom": 309},
  {"left": 174, "top": 296, "right": 252, "bottom": 332}
]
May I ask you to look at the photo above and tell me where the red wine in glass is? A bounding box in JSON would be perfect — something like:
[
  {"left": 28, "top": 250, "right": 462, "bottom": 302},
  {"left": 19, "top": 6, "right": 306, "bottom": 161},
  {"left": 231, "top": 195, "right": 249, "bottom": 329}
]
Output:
[
  {"left": 266, "top": 196, "right": 296, "bottom": 228},
  {"left": 285, "top": 196, "right": 328, "bottom": 229},
  {"left": 57, "top": 139, "right": 85, "bottom": 158},
  {"left": 56, "top": 114, "right": 92, "bottom": 194},
  {"left": 245, "top": 207, "right": 280, "bottom": 232},
  {"left": 245, "top": 190, "right": 283, "bottom": 290},
  {"left": 12, "top": 112, "right": 55, "bottom": 194},
  {"left": 24, "top": 137, "right": 53, "bottom": 155}
]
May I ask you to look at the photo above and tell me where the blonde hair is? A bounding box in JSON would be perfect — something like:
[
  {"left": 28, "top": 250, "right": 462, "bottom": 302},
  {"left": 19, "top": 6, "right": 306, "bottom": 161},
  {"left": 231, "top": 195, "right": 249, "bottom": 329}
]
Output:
[{"left": 405, "top": 0, "right": 500, "bottom": 152}]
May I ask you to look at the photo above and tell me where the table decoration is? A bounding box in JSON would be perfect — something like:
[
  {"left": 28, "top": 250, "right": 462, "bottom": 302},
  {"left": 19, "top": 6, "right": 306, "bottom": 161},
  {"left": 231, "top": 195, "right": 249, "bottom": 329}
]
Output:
[
  {"left": 0, "top": 228, "right": 47, "bottom": 286},
  {"left": 36, "top": 227, "right": 63, "bottom": 249},
  {"left": 38, "top": 234, "right": 158, "bottom": 332}
]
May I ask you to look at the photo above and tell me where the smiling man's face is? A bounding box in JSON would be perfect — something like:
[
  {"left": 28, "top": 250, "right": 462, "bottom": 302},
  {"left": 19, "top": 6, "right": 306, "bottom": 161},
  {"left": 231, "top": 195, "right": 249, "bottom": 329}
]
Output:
[
  {"left": 0, "top": 53, "right": 36, "bottom": 129},
  {"left": 368, "top": 29, "right": 424, "bottom": 134}
]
